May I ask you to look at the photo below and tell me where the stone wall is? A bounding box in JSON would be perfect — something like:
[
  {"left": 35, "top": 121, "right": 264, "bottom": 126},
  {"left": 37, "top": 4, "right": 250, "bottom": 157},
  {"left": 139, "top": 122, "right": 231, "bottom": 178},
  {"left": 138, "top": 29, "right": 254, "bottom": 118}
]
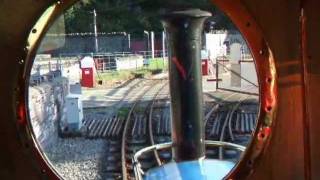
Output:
[{"left": 28, "top": 77, "right": 69, "bottom": 151}]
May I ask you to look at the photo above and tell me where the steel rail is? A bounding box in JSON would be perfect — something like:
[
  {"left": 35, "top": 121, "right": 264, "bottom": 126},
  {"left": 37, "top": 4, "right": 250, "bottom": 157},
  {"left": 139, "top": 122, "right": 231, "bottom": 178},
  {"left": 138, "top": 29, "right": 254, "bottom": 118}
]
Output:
[
  {"left": 121, "top": 79, "right": 161, "bottom": 180},
  {"left": 148, "top": 81, "right": 169, "bottom": 166},
  {"left": 219, "top": 95, "right": 251, "bottom": 159},
  {"left": 204, "top": 91, "right": 243, "bottom": 124},
  {"left": 204, "top": 85, "right": 257, "bottom": 128},
  {"left": 228, "top": 95, "right": 255, "bottom": 141},
  {"left": 131, "top": 86, "right": 257, "bottom": 178}
]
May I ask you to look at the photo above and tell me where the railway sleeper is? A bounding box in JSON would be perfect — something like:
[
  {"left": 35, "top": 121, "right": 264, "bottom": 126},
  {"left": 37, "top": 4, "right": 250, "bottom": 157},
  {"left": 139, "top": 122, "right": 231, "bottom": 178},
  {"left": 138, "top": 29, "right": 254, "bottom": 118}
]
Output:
[
  {"left": 125, "top": 162, "right": 134, "bottom": 171},
  {"left": 125, "top": 152, "right": 153, "bottom": 161},
  {"left": 107, "top": 154, "right": 121, "bottom": 162},
  {"left": 141, "top": 161, "right": 158, "bottom": 170},
  {"left": 103, "top": 173, "right": 122, "bottom": 180},
  {"left": 108, "top": 146, "right": 121, "bottom": 153},
  {"left": 206, "top": 148, "right": 218, "bottom": 156},
  {"left": 105, "top": 164, "right": 121, "bottom": 172},
  {"left": 154, "top": 136, "right": 171, "bottom": 143},
  {"left": 159, "top": 150, "right": 172, "bottom": 160},
  {"left": 223, "top": 149, "right": 239, "bottom": 159},
  {"left": 126, "top": 138, "right": 147, "bottom": 144}
]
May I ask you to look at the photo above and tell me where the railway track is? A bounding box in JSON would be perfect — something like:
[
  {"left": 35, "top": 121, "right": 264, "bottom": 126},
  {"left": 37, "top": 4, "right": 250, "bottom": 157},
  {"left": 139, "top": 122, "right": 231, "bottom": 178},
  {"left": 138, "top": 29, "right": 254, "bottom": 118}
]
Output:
[
  {"left": 121, "top": 80, "right": 168, "bottom": 180},
  {"left": 82, "top": 78, "right": 155, "bottom": 139},
  {"left": 144, "top": 91, "right": 259, "bottom": 170},
  {"left": 80, "top": 79, "right": 166, "bottom": 179},
  {"left": 66, "top": 78, "right": 258, "bottom": 179},
  {"left": 148, "top": 82, "right": 169, "bottom": 166},
  {"left": 149, "top": 86, "right": 171, "bottom": 166},
  {"left": 205, "top": 92, "right": 258, "bottom": 161},
  {"left": 130, "top": 91, "right": 259, "bottom": 176}
]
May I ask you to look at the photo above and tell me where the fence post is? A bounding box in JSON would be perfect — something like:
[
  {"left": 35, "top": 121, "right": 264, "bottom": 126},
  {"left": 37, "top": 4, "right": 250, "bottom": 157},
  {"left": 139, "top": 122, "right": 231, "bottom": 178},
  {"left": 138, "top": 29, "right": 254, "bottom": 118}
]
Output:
[
  {"left": 136, "top": 57, "right": 138, "bottom": 71},
  {"left": 102, "top": 61, "right": 104, "bottom": 73},
  {"left": 48, "top": 61, "right": 51, "bottom": 72},
  {"left": 151, "top": 31, "right": 155, "bottom": 59},
  {"left": 216, "top": 61, "right": 219, "bottom": 90}
]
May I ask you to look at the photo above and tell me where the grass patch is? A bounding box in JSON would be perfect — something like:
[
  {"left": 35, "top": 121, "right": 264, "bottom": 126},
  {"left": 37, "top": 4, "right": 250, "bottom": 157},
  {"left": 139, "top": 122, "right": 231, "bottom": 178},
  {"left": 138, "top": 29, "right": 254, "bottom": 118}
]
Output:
[
  {"left": 147, "top": 58, "right": 168, "bottom": 70},
  {"left": 98, "top": 70, "right": 134, "bottom": 82}
]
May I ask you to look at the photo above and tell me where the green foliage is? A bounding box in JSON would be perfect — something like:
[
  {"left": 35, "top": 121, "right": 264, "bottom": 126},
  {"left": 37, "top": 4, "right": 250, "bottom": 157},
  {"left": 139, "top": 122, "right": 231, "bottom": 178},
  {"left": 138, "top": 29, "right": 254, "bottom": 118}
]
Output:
[
  {"left": 64, "top": 0, "right": 235, "bottom": 35},
  {"left": 98, "top": 70, "right": 135, "bottom": 82},
  {"left": 117, "top": 107, "right": 130, "bottom": 118},
  {"left": 147, "top": 58, "right": 168, "bottom": 70}
]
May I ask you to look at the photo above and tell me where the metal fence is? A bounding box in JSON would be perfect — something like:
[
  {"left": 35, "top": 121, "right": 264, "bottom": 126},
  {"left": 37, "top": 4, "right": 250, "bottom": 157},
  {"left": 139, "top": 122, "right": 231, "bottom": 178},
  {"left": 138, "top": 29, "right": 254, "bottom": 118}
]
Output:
[
  {"left": 30, "top": 57, "right": 73, "bottom": 85},
  {"left": 30, "top": 51, "right": 169, "bottom": 86},
  {"left": 215, "top": 55, "right": 259, "bottom": 96},
  {"left": 58, "top": 50, "right": 168, "bottom": 72},
  {"left": 58, "top": 50, "right": 167, "bottom": 59}
]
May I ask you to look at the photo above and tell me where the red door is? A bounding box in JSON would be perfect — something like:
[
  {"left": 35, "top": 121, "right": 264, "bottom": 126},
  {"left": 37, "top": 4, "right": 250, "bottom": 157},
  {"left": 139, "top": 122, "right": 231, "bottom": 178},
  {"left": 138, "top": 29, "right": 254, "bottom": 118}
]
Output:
[{"left": 81, "top": 68, "right": 94, "bottom": 88}]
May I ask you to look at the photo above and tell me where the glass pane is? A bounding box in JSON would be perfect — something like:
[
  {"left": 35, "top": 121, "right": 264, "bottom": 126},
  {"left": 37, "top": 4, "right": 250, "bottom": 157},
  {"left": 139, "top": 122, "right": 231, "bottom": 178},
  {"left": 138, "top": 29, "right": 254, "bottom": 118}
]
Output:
[{"left": 28, "top": 1, "right": 259, "bottom": 179}]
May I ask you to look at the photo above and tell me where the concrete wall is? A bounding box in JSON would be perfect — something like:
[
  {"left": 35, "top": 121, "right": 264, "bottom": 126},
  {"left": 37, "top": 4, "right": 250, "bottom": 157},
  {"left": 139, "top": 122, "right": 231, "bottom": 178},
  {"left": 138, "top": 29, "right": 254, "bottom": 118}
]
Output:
[
  {"left": 217, "top": 62, "right": 258, "bottom": 94},
  {"left": 205, "top": 31, "right": 251, "bottom": 59},
  {"left": 241, "top": 62, "right": 258, "bottom": 89}
]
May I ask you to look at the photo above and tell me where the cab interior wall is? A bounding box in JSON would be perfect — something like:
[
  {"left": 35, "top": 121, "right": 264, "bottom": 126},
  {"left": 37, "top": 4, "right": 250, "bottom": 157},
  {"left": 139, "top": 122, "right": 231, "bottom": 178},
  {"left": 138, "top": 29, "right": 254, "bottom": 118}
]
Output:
[{"left": 0, "top": 0, "right": 319, "bottom": 179}]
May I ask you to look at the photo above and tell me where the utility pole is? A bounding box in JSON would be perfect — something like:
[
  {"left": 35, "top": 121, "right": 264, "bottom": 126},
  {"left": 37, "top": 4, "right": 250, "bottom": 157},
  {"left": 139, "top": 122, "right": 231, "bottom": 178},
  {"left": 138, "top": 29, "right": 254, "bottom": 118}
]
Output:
[
  {"left": 93, "top": 9, "right": 99, "bottom": 53},
  {"left": 151, "top": 31, "right": 155, "bottom": 59},
  {"left": 162, "top": 31, "right": 166, "bottom": 59},
  {"left": 162, "top": 31, "right": 166, "bottom": 70},
  {"left": 128, "top": 33, "right": 131, "bottom": 50},
  {"left": 143, "top": 30, "right": 150, "bottom": 57}
]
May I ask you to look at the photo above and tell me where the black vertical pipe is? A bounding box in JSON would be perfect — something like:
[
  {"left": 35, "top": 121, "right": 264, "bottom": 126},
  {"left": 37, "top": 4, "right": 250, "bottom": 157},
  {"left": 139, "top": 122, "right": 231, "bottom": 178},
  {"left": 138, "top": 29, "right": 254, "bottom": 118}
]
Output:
[{"left": 161, "top": 9, "right": 211, "bottom": 162}]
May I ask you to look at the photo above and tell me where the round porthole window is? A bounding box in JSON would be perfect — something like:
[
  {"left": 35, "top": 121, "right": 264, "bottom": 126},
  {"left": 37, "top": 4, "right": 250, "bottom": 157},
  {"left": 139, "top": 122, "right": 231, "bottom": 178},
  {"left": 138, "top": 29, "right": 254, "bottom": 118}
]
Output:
[{"left": 22, "top": 0, "right": 276, "bottom": 179}]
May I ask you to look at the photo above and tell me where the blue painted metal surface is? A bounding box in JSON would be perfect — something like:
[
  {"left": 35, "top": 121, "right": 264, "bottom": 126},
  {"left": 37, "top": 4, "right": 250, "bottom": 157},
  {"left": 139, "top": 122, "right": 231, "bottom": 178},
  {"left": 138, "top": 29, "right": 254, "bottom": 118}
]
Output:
[{"left": 145, "top": 159, "right": 235, "bottom": 180}]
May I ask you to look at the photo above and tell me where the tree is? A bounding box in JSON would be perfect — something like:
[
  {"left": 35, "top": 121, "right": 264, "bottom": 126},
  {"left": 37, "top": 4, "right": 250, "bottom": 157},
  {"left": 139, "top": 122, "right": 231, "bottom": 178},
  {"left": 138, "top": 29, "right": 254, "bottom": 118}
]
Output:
[{"left": 63, "top": 0, "right": 235, "bottom": 35}]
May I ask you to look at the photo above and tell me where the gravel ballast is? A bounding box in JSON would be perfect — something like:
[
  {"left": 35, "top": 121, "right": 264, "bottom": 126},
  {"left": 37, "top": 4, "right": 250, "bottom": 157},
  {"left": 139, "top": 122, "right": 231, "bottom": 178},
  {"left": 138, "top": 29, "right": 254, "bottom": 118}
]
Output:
[{"left": 45, "top": 137, "right": 110, "bottom": 180}]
